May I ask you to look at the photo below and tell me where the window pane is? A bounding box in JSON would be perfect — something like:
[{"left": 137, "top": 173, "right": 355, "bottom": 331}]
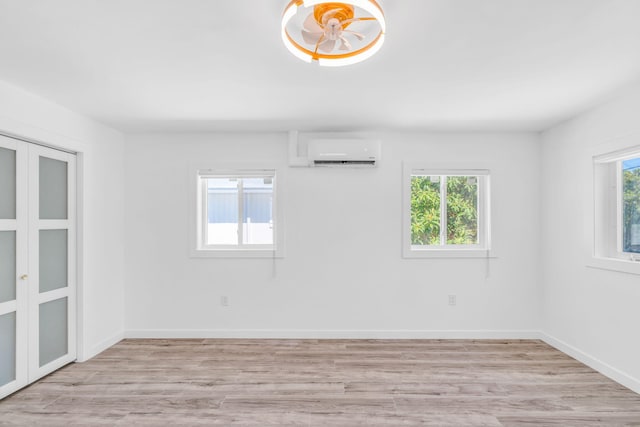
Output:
[
  {"left": 242, "top": 177, "right": 274, "bottom": 245},
  {"left": 206, "top": 178, "right": 239, "bottom": 245},
  {"left": 623, "top": 158, "right": 640, "bottom": 253},
  {"left": 446, "top": 176, "right": 478, "bottom": 245},
  {"left": 410, "top": 176, "right": 441, "bottom": 245}
]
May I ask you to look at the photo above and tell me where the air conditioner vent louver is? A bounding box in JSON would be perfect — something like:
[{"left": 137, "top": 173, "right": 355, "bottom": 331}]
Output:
[
  {"left": 308, "top": 139, "right": 380, "bottom": 168},
  {"left": 313, "top": 160, "right": 376, "bottom": 166}
]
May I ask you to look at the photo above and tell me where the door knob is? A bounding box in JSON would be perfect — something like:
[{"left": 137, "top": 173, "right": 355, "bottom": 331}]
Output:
[{"left": 20, "top": 274, "right": 28, "bottom": 280}]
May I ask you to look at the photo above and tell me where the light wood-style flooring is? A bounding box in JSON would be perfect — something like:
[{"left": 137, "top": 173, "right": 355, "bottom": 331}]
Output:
[{"left": 1, "top": 339, "right": 639, "bottom": 426}]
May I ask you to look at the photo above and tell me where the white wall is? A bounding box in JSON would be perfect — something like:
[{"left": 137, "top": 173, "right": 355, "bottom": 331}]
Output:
[
  {"left": 540, "top": 82, "right": 640, "bottom": 392},
  {"left": 0, "top": 80, "right": 126, "bottom": 361},
  {"left": 3, "top": 66, "right": 640, "bottom": 396},
  {"left": 124, "top": 132, "right": 541, "bottom": 338}
]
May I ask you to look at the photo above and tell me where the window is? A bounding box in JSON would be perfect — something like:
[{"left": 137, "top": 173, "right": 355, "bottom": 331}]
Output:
[
  {"left": 622, "top": 157, "right": 640, "bottom": 255},
  {"left": 403, "top": 166, "right": 490, "bottom": 258},
  {"left": 594, "top": 148, "right": 640, "bottom": 263},
  {"left": 192, "top": 169, "right": 283, "bottom": 258}
]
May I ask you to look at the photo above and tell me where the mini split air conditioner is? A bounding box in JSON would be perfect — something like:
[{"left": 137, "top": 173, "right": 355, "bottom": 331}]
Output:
[{"left": 307, "top": 139, "right": 381, "bottom": 167}]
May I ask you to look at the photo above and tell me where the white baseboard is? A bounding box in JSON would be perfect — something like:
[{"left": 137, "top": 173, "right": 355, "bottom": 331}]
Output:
[
  {"left": 77, "top": 330, "right": 124, "bottom": 363},
  {"left": 125, "top": 329, "right": 542, "bottom": 340},
  {"left": 540, "top": 332, "right": 640, "bottom": 394}
]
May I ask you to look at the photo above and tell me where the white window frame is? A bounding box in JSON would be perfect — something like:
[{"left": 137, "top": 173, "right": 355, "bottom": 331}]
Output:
[
  {"left": 592, "top": 145, "right": 640, "bottom": 273},
  {"left": 190, "top": 167, "right": 284, "bottom": 258},
  {"left": 403, "top": 164, "right": 491, "bottom": 258}
]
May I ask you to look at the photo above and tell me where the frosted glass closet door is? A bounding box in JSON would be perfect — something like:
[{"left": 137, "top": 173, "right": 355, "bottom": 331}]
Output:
[
  {"left": 0, "top": 136, "right": 28, "bottom": 399},
  {"left": 28, "top": 145, "right": 76, "bottom": 383}
]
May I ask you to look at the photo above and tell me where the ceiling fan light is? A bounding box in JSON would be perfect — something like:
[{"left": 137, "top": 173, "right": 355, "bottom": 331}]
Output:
[{"left": 281, "top": 0, "right": 385, "bottom": 67}]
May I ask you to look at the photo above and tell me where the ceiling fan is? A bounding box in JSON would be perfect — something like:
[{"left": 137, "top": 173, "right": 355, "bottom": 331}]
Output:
[
  {"left": 281, "top": 0, "right": 386, "bottom": 67},
  {"left": 301, "top": 5, "right": 369, "bottom": 54}
]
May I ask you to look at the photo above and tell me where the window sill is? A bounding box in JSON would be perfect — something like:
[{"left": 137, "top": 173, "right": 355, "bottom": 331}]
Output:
[
  {"left": 190, "top": 248, "right": 284, "bottom": 259},
  {"left": 403, "top": 248, "right": 495, "bottom": 259},
  {"left": 587, "top": 257, "right": 640, "bottom": 276}
]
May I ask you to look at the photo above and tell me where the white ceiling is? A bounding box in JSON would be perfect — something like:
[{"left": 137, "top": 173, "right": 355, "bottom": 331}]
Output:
[{"left": 1, "top": 0, "right": 640, "bottom": 133}]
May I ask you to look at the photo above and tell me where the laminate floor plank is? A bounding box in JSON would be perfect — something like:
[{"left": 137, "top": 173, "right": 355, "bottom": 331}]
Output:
[{"left": 1, "top": 339, "right": 639, "bottom": 426}]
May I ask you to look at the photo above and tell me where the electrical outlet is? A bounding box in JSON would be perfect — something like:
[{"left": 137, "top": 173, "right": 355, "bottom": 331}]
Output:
[
  {"left": 448, "top": 295, "right": 457, "bottom": 306},
  {"left": 220, "top": 295, "right": 229, "bottom": 307}
]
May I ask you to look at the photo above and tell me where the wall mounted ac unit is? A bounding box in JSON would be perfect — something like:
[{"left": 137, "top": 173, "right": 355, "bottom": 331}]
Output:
[{"left": 307, "top": 139, "right": 381, "bottom": 167}]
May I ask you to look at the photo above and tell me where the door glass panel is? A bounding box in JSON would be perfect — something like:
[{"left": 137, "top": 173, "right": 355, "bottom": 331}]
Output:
[
  {"left": 39, "top": 297, "right": 68, "bottom": 367},
  {"left": 0, "top": 146, "right": 16, "bottom": 219},
  {"left": 39, "top": 156, "right": 68, "bottom": 220},
  {"left": 0, "top": 231, "right": 16, "bottom": 303},
  {"left": 39, "top": 230, "right": 68, "bottom": 293},
  {"left": 0, "top": 312, "right": 17, "bottom": 386}
]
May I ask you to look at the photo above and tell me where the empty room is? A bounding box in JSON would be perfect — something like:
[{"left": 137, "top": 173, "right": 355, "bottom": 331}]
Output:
[{"left": 1, "top": 0, "right": 640, "bottom": 425}]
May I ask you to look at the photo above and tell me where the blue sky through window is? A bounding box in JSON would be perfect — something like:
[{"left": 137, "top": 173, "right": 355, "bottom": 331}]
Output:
[{"left": 623, "top": 157, "right": 640, "bottom": 171}]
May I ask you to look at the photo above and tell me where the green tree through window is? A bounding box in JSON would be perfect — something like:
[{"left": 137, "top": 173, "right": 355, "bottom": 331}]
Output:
[
  {"left": 623, "top": 159, "right": 640, "bottom": 253},
  {"left": 446, "top": 176, "right": 478, "bottom": 245},
  {"left": 410, "top": 176, "right": 440, "bottom": 245},
  {"left": 411, "top": 175, "right": 478, "bottom": 246}
]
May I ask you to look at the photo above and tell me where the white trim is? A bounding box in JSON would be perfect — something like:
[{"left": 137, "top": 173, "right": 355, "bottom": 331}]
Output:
[
  {"left": 586, "top": 257, "right": 640, "bottom": 275},
  {"left": 593, "top": 144, "right": 640, "bottom": 163},
  {"left": 237, "top": 178, "right": 245, "bottom": 244},
  {"left": 125, "top": 329, "right": 542, "bottom": 340},
  {"left": 405, "top": 249, "right": 494, "bottom": 259},
  {"left": 37, "top": 287, "right": 70, "bottom": 304},
  {"left": 0, "top": 219, "right": 17, "bottom": 230},
  {"left": 0, "top": 300, "right": 17, "bottom": 316},
  {"left": 75, "top": 152, "right": 86, "bottom": 363},
  {"left": 29, "top": 353, "right": 75, "bottom": 384},
  {"left": 190, "top": 249, "right": 285, "bottom": 259},
  {"left": 0, "top": 377, "right": 20, "bottom": 401},
  {"left": 36, "top": 220, "right": 71, "bottom": 230},
  {"left": 540, "top": 332, "right": 640, "bottom": 394},
  {"left": 76, "top": 330, "right": 124, "bottom": 363},
  {"left": 0, "top": 131, "right": 77, "bottom": 155},
  {"left": 410, "top": 168, "right": 491, "bottom": 176},
  {"left": 616, "top": 160, "right": 624, "bottom": 253},
  {"left": 440, "top": 176, "right": 447, "bottom": 244},
  {"left": 288, "top": 130, "right": 307, "bottom": 167}
]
